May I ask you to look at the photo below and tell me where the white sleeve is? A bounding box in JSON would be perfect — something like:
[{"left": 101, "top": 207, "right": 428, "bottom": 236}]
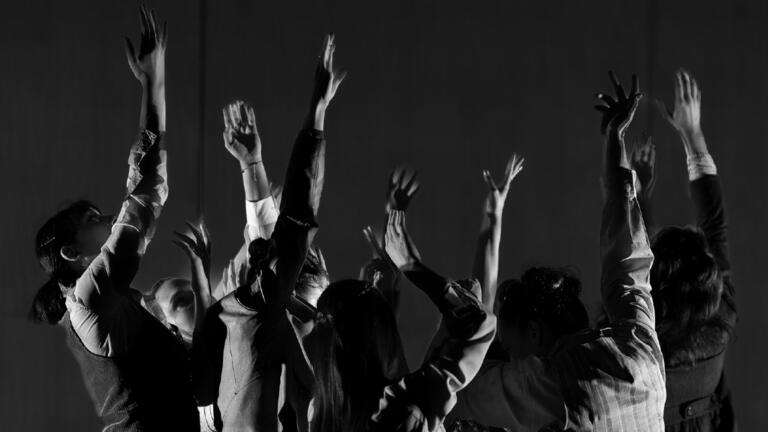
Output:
[{"left": 245, "top": 197, "right": 279, "bottom": 240}]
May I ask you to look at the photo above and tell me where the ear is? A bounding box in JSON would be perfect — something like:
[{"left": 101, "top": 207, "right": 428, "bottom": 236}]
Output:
[{"left": 60, "top": 246, "right": 80, "bottom": 262}]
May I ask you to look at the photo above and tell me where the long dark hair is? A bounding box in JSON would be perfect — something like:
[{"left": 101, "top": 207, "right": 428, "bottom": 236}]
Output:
[
  {"left": 651, "top": 226, "right": 732, "bottom": 348},
  {"left": 30, "top": 200, "right": 98, "bottom": 325},
  {"left": 308, "top": 279, "right": 405, "bottom": 432},
  {"left": 498, "top": 266, "right": 589, "bottom": 339}
]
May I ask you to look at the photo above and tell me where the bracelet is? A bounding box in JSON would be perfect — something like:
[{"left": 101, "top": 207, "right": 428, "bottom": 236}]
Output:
[{"left": 241, "top": 161, "right": 263, "bottom": 173}]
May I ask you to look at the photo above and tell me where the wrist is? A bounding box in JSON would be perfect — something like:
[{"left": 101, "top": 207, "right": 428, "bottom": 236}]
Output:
[
  {"left": 306, "top": 103, "right": 327, "bottom": 131},
  {"left": 679, "top": 127, "right": 706, "bottom": 154},
  {"left": 238, "top": 155, "right": 263, "bottom": 170},
  {"left": 240, "top": 160, "right": 263, "bottom": 172}
]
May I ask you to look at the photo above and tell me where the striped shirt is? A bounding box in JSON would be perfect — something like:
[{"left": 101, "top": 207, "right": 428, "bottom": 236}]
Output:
[{"left": 451, "top": 168, "right": 666, "bottom": 431}]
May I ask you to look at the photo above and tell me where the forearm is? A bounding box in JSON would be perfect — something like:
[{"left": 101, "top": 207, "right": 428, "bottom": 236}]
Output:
[
  {"left": 303, "top": 104, "right": 326, "bottom": 132},
  {"left": 240, "top": 161, "right": 271, "bottom": 202},
  {"left": 191, "top": 270, "right": 213, "bottom": 339},
  {"left": 678, "top": 127, "right": 708, "bottom": 158},
  {"left": 472, "top": 215, "right": 502, "bottom": 310},
  {"left": 139, "top": 80, "right": 165, "bottom": 135},
  {"left": 603, "top": 129, "right": 631, "bottom": 180},
  {"left": 600, "top": 167, "right": 655, "bottom": 327},
  {"left": 280, "top": 128, "right": 325, "bottom": 223}
]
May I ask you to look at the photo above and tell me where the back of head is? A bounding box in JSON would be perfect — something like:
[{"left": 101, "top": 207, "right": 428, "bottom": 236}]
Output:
[
  {"left": 651, "top": 226, "right": 727, "bottom": 343},
  {"left": 31, "top": 200, "right": 98, "bottom": 325},
  {"left": 309, "top": 279, "right": 403, "bottom": 432},
  {"left": 498, "top": 267, "right": 589, "bottom": 340}
]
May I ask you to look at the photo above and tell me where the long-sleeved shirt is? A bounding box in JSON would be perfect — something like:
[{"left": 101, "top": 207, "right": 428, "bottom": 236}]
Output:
[
  {"left": 66, "top": 128, "right": 168, "bottom": 357},
  {"left": 60, "top": 130, "right": 199, "bottom": 430},
  {"left": 361, "top": 278, "right": 496, "bottom": 432},
  {"left": 451, "top": 167, "right": 665, "bottom": 431},
  {"left": 656, "top": 155, "right": 737, "bottom": 431}
]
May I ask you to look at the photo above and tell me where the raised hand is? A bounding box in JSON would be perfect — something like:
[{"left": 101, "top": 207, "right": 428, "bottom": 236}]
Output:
[
  {"left": 223, "top": 100, "right": 262, "bottom": 168},
  {"left": 311, "top": 34, "right": 346, "bottom": 111},
  {"left": 173, "top": 221, "right": 211, "bottom": 281},
  {"left": 594, "top": 71, "right": 642, "bottom": 136},
  {"left": 384, "top": 210, "right": 422, "bottom": 270},
  {"left": 630, "top": 133, "right": 656, "bottom": 196},
  {"left": 124, "top": 6, "right": 167, "bottom": 87},
  {"left": 482, "top": 154, "right": 524, "bottom": 218},
  {"left": 385, "top": 168, "right": 421, "bottom": 213},
  {"left": 173, "top": 220, "right": 213, "bottom": 309},
  {"left": 657, "top": 69, "right": 702, "bottom": 137}
]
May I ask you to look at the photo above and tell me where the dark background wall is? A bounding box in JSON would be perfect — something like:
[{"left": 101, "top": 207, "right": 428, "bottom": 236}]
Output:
[{"left": 0, "top": 1, "right": 765, "bottom": 430}]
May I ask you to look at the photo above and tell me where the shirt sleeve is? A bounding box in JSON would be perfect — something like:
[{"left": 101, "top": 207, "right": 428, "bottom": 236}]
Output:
[
  {"left": 600, "top": 167, "right": 656, "bottom": 331},
  {"left": 687, "top": 153, "right": 718, "bottom": 181},
  {"left": 371, "top": 279, "right": 497, "bottom": 431},
  {"left": 449, "top": 357, "right": 565, "bottom": 430},
  {"left": 118, "top": 129, "right": 168, "bottom": 254},
  {"left": 66, "top": 129, "right": 168, "bottom": 357},
  {"left": 246, "top": 196, "right": 280, "bottom": 241}
]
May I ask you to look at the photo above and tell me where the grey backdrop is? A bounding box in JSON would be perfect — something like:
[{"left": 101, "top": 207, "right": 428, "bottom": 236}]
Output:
[{"left": 1, "top": 1, "right": 765, "bottom": 430}]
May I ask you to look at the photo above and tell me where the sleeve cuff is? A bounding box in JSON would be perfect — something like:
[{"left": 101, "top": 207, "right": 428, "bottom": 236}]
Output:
[
  {"left": 301, "top": 128, "right": 325, "bottom": 140},
  {"left": 245, "top": 197, "right": 280, "bottom": 240},
  {"left": 687, "top": 153, "right": 717, "bottom": 181}
]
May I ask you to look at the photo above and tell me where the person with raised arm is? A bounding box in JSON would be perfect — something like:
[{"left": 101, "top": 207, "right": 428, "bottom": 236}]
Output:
[
  {"left": 29, "top": 7, "right": 200, "bottom": 430},
  {"left": 360, "top": 167, "right": 421, "bottom": 315},
  {"left": 190, "top": 34, "right": 343, "bottom": 432},
  {"left": 447, "top": 73, "right": 665, "bottom": 431},
  {"left": 649, "top": 70, "right": 737, "bottom": 431},
  {"left": 289, "top": 207, "right": 496, "bottom": 432}
]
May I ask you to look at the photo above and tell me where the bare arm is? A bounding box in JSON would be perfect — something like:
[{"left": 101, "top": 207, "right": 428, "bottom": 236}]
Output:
[{"left": 471, "top": 154, "right": 524, "bottom": 310}]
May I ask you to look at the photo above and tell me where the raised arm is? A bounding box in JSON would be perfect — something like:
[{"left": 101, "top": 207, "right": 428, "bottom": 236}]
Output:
[
  {"left": 472, "top": 154, "right": 524, "bottom": 311},
  {"left": 211, "top": 101, "right": 278, "bottom": 299},
  {"left": 243, "top": 34, "right": 344, "bottom": 311},
  {"left": 66, "top": 7, "right": 169, "bottom": 356},
  {"left": 594, "top": 72, "right": 655, "bottom": 329},
  {"left": 658, "top": 69, "right": 730, "bottom": 272},
  {"left": 360, "top": 168, "right": 421, "bottom": 313},
  {"left": 172, "top": 220, "right": 213, "bottom": 344},
  {"left": 373, "top": 210, "right": 496, "bottom": 429},
  {"left": 115, "top": 6, "right": 169, "bottom": 256},
  {"left": 629, "top": 134, "right": 656, "bottom": 234}
]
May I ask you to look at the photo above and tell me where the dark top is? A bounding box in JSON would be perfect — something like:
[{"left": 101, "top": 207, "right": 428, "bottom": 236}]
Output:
[
  {"left": 63, "top": 299, "right": 199, "bottom": 431},
  {"left": 658, "top": 175, "right": 737, "bottom": 432}
]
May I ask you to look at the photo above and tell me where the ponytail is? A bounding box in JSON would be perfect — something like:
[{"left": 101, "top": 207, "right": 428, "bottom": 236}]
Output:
[{"left": 29, "top": 278, "right": 67, "bottom": 325}]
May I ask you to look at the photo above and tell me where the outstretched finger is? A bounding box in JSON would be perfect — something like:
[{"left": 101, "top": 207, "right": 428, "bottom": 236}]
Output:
[
  {"left": 655, "top": 99, "right": 673, "bottom": 122},
  {"left": 184, "top": 221, "right": 205, "bottom": 249},
  {"left": 403, "top": 171, "right": 419, "bottom": 194},
  {"left": 148, "top": 10, "right": 159, "bottom": 42},
  {"left": 172, "top": 239, "right": 193, "bottom": 257},
  {"left": 199, "top": 220, "right": 211, "bottom": 251},
  {"left": 630, "top": 74, "right": 639, "bottom": 97},
  {"left": 596, "top": 93, "right": 617, "bottom": 107},
  {"left": 139, "top": 6, "right": 150, "bottom": 37},
  {"left": 363, "top": 226, "right": 385, "bottom": 258},
  {"left": 483, "top": 170, "right": 497, "bottom": 191},
  {"left": 406, "top": 180, "right": 421, "bottom": 197},
  {"left": 124, "top": 38, "right": 139, "bottom": 75},
  {"left": 609, "top": 70, "right": 626, "bottom": 100},
  {"left": 246, "top": 106, "right": 257, "bottom": 127}
]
